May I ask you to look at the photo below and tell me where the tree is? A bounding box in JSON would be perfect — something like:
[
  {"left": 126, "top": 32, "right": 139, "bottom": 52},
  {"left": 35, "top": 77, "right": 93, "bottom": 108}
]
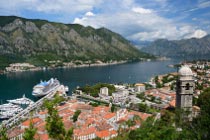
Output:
[
  {"left": 111, "top": 105, "right": 115, "bottom": 112},
  {"left": 138, "top": 103, "right": 147, "bottom": 112},
  {"left": 188, "top": 87, "right": 210, "bottom": 140},
  {"left": 0, "top": 126, "right": 8, "bottom": 140},
  {"left": 44, "top": 99, "right": 66, "bottom": 140},
  {"left": 170, "top": 83, "right": 174, "bottom": 90},
  {"left": 23, "top": 120, "right": 37, "bottom": 140},
  {"left": 72, "top": 110, "right": 81, "bottom": 122},
  {"left": 64, "top": 127, "right": 73, "bottom": 140}
]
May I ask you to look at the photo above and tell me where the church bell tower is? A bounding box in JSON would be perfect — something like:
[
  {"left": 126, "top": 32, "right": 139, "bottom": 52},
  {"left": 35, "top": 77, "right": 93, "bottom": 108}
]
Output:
[{"left": 176, "top": 65, "right": 194, "bottom": 119}]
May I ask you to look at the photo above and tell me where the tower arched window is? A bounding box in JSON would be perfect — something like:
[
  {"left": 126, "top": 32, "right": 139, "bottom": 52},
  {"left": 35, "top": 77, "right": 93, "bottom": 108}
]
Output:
[{"left": 185, "top": 83, "right": 190, "bottom": 90}]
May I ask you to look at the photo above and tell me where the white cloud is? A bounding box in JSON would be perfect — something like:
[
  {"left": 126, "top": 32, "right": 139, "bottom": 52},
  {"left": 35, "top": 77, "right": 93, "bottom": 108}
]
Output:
[
  {"left": 0, "top": 0, "right": 208, "bottom": 42},
  {"left": 198, "top": 1, "right": 210, "bottom": 8},
  {"left": 132, "top": 7, "right": 153, "bottom": 14},
  {"left": 85, "top": 11, "right": 95, "bottom": 17},
  {"left": 73, "top": 0, "right": 209, "bottom": 42},
  {"left": 0, "top": 0, "right": 102, "bottom": 14},
  {"left": 187, "top": 29, "right": 207, "bottom": 39}
]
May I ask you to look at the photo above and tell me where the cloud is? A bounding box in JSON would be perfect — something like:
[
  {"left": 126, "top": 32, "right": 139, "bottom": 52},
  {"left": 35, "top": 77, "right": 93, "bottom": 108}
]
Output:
[
  {"left": 73, "top": 2, "right": 207, "bottom": 41},
  {"left": 0, "top": 0, "right": 209, "bottom": 42},
  {"left": 0, "top": 0, "right": 102, "bottom": 15},
  {"left": 184, "top": 0, "right": 210, "bottom": 13},
  {"left": 85, "top": 11, "right": 95, "bottom": 17},
  {"left": 132, "top": 7, "right": 153, "bottom": 14},
  {"left": 187, "top": 29, "right": 207, "bottom": 39},
  {"left": 198, "top": 1, "right": 210, "bottom": 8}
]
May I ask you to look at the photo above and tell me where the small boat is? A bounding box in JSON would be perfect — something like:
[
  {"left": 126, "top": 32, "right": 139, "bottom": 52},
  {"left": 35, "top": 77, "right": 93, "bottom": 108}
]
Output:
[
  {"left": 0, "top": 103, "right": 23, "bottom": 120},
  {"left": 0, "top": 103, "right": 21, "bottom": 111},
  {"left": 65, "top": 86, "right": 69, "bottom": 93},
  {"left": 7, "top": 94, "right": 34, "bottom": 105},
  {"left": 0, "top": 114, "right": 10, "bottom": 120}
]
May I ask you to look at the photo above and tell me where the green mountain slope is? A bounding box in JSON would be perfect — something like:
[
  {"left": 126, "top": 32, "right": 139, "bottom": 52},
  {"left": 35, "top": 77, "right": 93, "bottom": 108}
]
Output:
[
  {"left": 0, "top": 16, "right": 152, "bottom": 69},
  {"left": 141, "top": 35, "right": 210, "bottom": 59}
]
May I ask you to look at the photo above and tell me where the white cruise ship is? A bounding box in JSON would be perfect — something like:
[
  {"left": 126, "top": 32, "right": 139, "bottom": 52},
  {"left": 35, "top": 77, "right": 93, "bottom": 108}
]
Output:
[{"left": 32, "top": 78, "right": 60, "bottom": 97}]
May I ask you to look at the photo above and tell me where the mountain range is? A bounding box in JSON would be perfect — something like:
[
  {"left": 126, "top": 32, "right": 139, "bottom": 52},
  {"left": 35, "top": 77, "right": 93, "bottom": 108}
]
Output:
[
  {"left": 0, "top": 16, "right": 152, "bottom": 69},
  {"left": 141, "top": 35, "right": 210, "bottom": 59}
]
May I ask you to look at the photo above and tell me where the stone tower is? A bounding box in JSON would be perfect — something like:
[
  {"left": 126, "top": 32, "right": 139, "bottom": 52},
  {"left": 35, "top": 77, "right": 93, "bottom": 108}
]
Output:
[{"left": 176, "top": 65, "right": 194, "bottom": 119}]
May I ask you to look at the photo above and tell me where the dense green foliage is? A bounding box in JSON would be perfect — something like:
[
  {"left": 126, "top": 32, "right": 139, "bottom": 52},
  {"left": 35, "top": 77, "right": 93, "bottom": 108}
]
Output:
[
  {"left": 122, "top": 87, "right": 210, "bottom": 140},
  {"left": 141, "top": 35, "right": 210, "bottom": 59},
  {"left": 23, "top": 120, "right": 37, "bottom": 140},
  {"left": 154, "top": 76, "right": 162, "bottom": 88},
  {"left": 79, "top": 83, "right": 116, "bottom": 97},
  {"left": 162, "top": 74, "right": 177, "bottom": 84},
  {"left": 45, "top": 101, "right": 66, "bottom": 139},
  {"left": 111, "top": 105, "right": 116, "bottom": 112},
  {"left": 0, "top": 16, "right": 154, "bottom": 69},
  {"left": 193, "top": 87, "right": 210, "bottom": 139},
  {"left": 72, "top": 110, "right": 81, "bottom": 122},
  {"left": 44, "top": 94, "right": 73, "bottom": 140},
  {"left": 138, "top": 103, "right": 148, "bottom": 112},
  {"left": 0, "top": 126, "right": 8, "bottom": 140}
]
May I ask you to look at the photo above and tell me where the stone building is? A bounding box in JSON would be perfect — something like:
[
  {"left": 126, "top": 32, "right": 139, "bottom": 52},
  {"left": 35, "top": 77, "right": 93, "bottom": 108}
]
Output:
[{"left": 176, "top": 65, "right": 195, "bottom": 120}]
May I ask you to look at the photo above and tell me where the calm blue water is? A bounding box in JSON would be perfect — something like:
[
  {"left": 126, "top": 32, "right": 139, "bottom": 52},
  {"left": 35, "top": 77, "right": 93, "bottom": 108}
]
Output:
[{"left": 0, "top": 60, "right": 180, "bottom": 102}]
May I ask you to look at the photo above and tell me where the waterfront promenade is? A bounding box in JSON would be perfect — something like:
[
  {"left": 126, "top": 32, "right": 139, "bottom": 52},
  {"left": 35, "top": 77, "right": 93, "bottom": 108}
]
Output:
[{"left": 1, "top": 84, "right": 64, "bottom": 129}]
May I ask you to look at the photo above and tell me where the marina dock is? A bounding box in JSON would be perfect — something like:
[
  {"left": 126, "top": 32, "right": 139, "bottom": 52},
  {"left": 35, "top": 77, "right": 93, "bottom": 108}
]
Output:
[{"left": 1, "top": 84, "right": 66, "bottom": 129}]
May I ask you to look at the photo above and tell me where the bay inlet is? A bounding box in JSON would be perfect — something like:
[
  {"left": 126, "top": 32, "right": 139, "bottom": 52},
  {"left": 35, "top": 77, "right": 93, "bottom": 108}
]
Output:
[{"left": 0, "top": 59, "right": 180, "bottom": 103}]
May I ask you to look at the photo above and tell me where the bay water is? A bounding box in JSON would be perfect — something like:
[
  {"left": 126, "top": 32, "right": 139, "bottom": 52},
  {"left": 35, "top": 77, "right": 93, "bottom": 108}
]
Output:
[{"left": 0, "top": 59, "right": 180, "bottom": 102}]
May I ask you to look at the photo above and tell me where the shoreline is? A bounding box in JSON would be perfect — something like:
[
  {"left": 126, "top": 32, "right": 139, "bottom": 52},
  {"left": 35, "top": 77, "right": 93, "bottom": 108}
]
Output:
[
  {"left": 2, "top": 58, "right": 171, "bottom": 74},
  {"left": 3, "top": 60, "right": 128, "bottom": 74}
]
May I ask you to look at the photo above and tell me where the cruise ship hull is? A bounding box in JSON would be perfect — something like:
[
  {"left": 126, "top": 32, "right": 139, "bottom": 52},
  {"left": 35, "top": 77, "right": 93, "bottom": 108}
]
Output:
[{"left": 32, "top": 92, "right": 48, "bottom": 98}]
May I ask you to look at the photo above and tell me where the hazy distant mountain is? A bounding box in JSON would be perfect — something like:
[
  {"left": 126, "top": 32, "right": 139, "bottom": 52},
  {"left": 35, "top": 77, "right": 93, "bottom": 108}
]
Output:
[
  {"left": 0, "top": 16, "right": 153, "bottom": 69},
  {"left": 141, "top": 35, "right": 210, "bottom": 59},
  {"left": 131, "top": 40, "right": 152, "bottom": 49}
]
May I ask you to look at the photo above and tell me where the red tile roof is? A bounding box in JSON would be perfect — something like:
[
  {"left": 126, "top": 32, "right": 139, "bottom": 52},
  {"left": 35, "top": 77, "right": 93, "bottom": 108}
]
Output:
[
  {"left": 104, "top": 113, "right": 115, "bottom": 120},
  {"left": 74, "top": 127, "right": 96, "bottom": 136},
  {"left": 35, "top": 133, "right": 49, "bottom": 140},
  {"left": 7, "top": 128, "right": 24, "bottom": 138},
  {"left": 96, "top": 130, "right": 110, "bottom": 138},
  {"left": 22, "top": 117, "right": 43, "bottom": 127},
  {"left": 169, "top": 99, "right": 176, "bottom": 107}
]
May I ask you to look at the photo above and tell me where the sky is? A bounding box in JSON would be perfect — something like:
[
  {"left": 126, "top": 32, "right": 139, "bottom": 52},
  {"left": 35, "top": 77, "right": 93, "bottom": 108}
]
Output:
[{"left": 0, "top": 0, "right": 210, "bottom": 43}]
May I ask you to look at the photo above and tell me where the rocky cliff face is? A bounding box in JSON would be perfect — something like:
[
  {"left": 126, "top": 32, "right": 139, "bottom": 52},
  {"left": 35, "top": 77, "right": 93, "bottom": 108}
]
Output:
[
  {"left": 0, "top": 16, "right": 152, "bottom": 68},
  {"left": 141, "top": 35, "right": 210, "bottom": 59}
]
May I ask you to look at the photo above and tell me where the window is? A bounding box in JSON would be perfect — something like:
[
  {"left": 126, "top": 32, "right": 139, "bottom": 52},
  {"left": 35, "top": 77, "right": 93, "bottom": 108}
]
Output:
[{"left": 185, "top": 83, "right": 190, "bottom": 90}]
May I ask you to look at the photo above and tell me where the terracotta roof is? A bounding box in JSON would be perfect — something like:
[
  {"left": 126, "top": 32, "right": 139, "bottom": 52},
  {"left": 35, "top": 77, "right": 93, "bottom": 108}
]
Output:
[
  {"left": 74, "top": 127, "right": 96, "bottom": 136},
  {"left": 104, "top": 113, "right": 115, "bottom": 120},
  {"left": 129, "top": 111, "right": 151, "bottom": 120},
  {"left": 35, "top": 133, "right": 49, "bottom": 140},
  {"left": 38, "top": 110, "right": 48, "bottom": 115},
  {"left": 96, "top": 130, "right": 110, "bottom": 138},
  {"left": 57, "top": 103, "right": 70, "bottom": 110},
  {"left": 22, "top": 117, "right": 43, "bottom": 127},
  {"left": 169, "top": 99, "right": 176, "bottom": 107},
  {"left": 110, "top": 130, "right": 117, "bottom": 135},
  {"left": 63, "top": 120, "right": 73, "bottom": 130},
  {"left": 36, "top": 122, "right": 46, "bottom": 133},
  {"left": 93, "top": 106, "right": 109, "bottom": 112},
  {"left": 95, "top": 121, "right": 112, "bottom": 131},
  {"left": 7, "top": 128, "right": 24, "bottom": 138},
  {"left": 59, "top": 108, "right": 74, "bottom": 116}
]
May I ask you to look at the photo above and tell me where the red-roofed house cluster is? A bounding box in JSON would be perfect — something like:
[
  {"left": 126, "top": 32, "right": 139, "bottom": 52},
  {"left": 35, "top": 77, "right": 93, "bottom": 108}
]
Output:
[
  {"left": 7, "top": 99, "right": 151, "bottom": 140},
  {"left": 144, "top": 88, "right": 176, "bottom": 110}
]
